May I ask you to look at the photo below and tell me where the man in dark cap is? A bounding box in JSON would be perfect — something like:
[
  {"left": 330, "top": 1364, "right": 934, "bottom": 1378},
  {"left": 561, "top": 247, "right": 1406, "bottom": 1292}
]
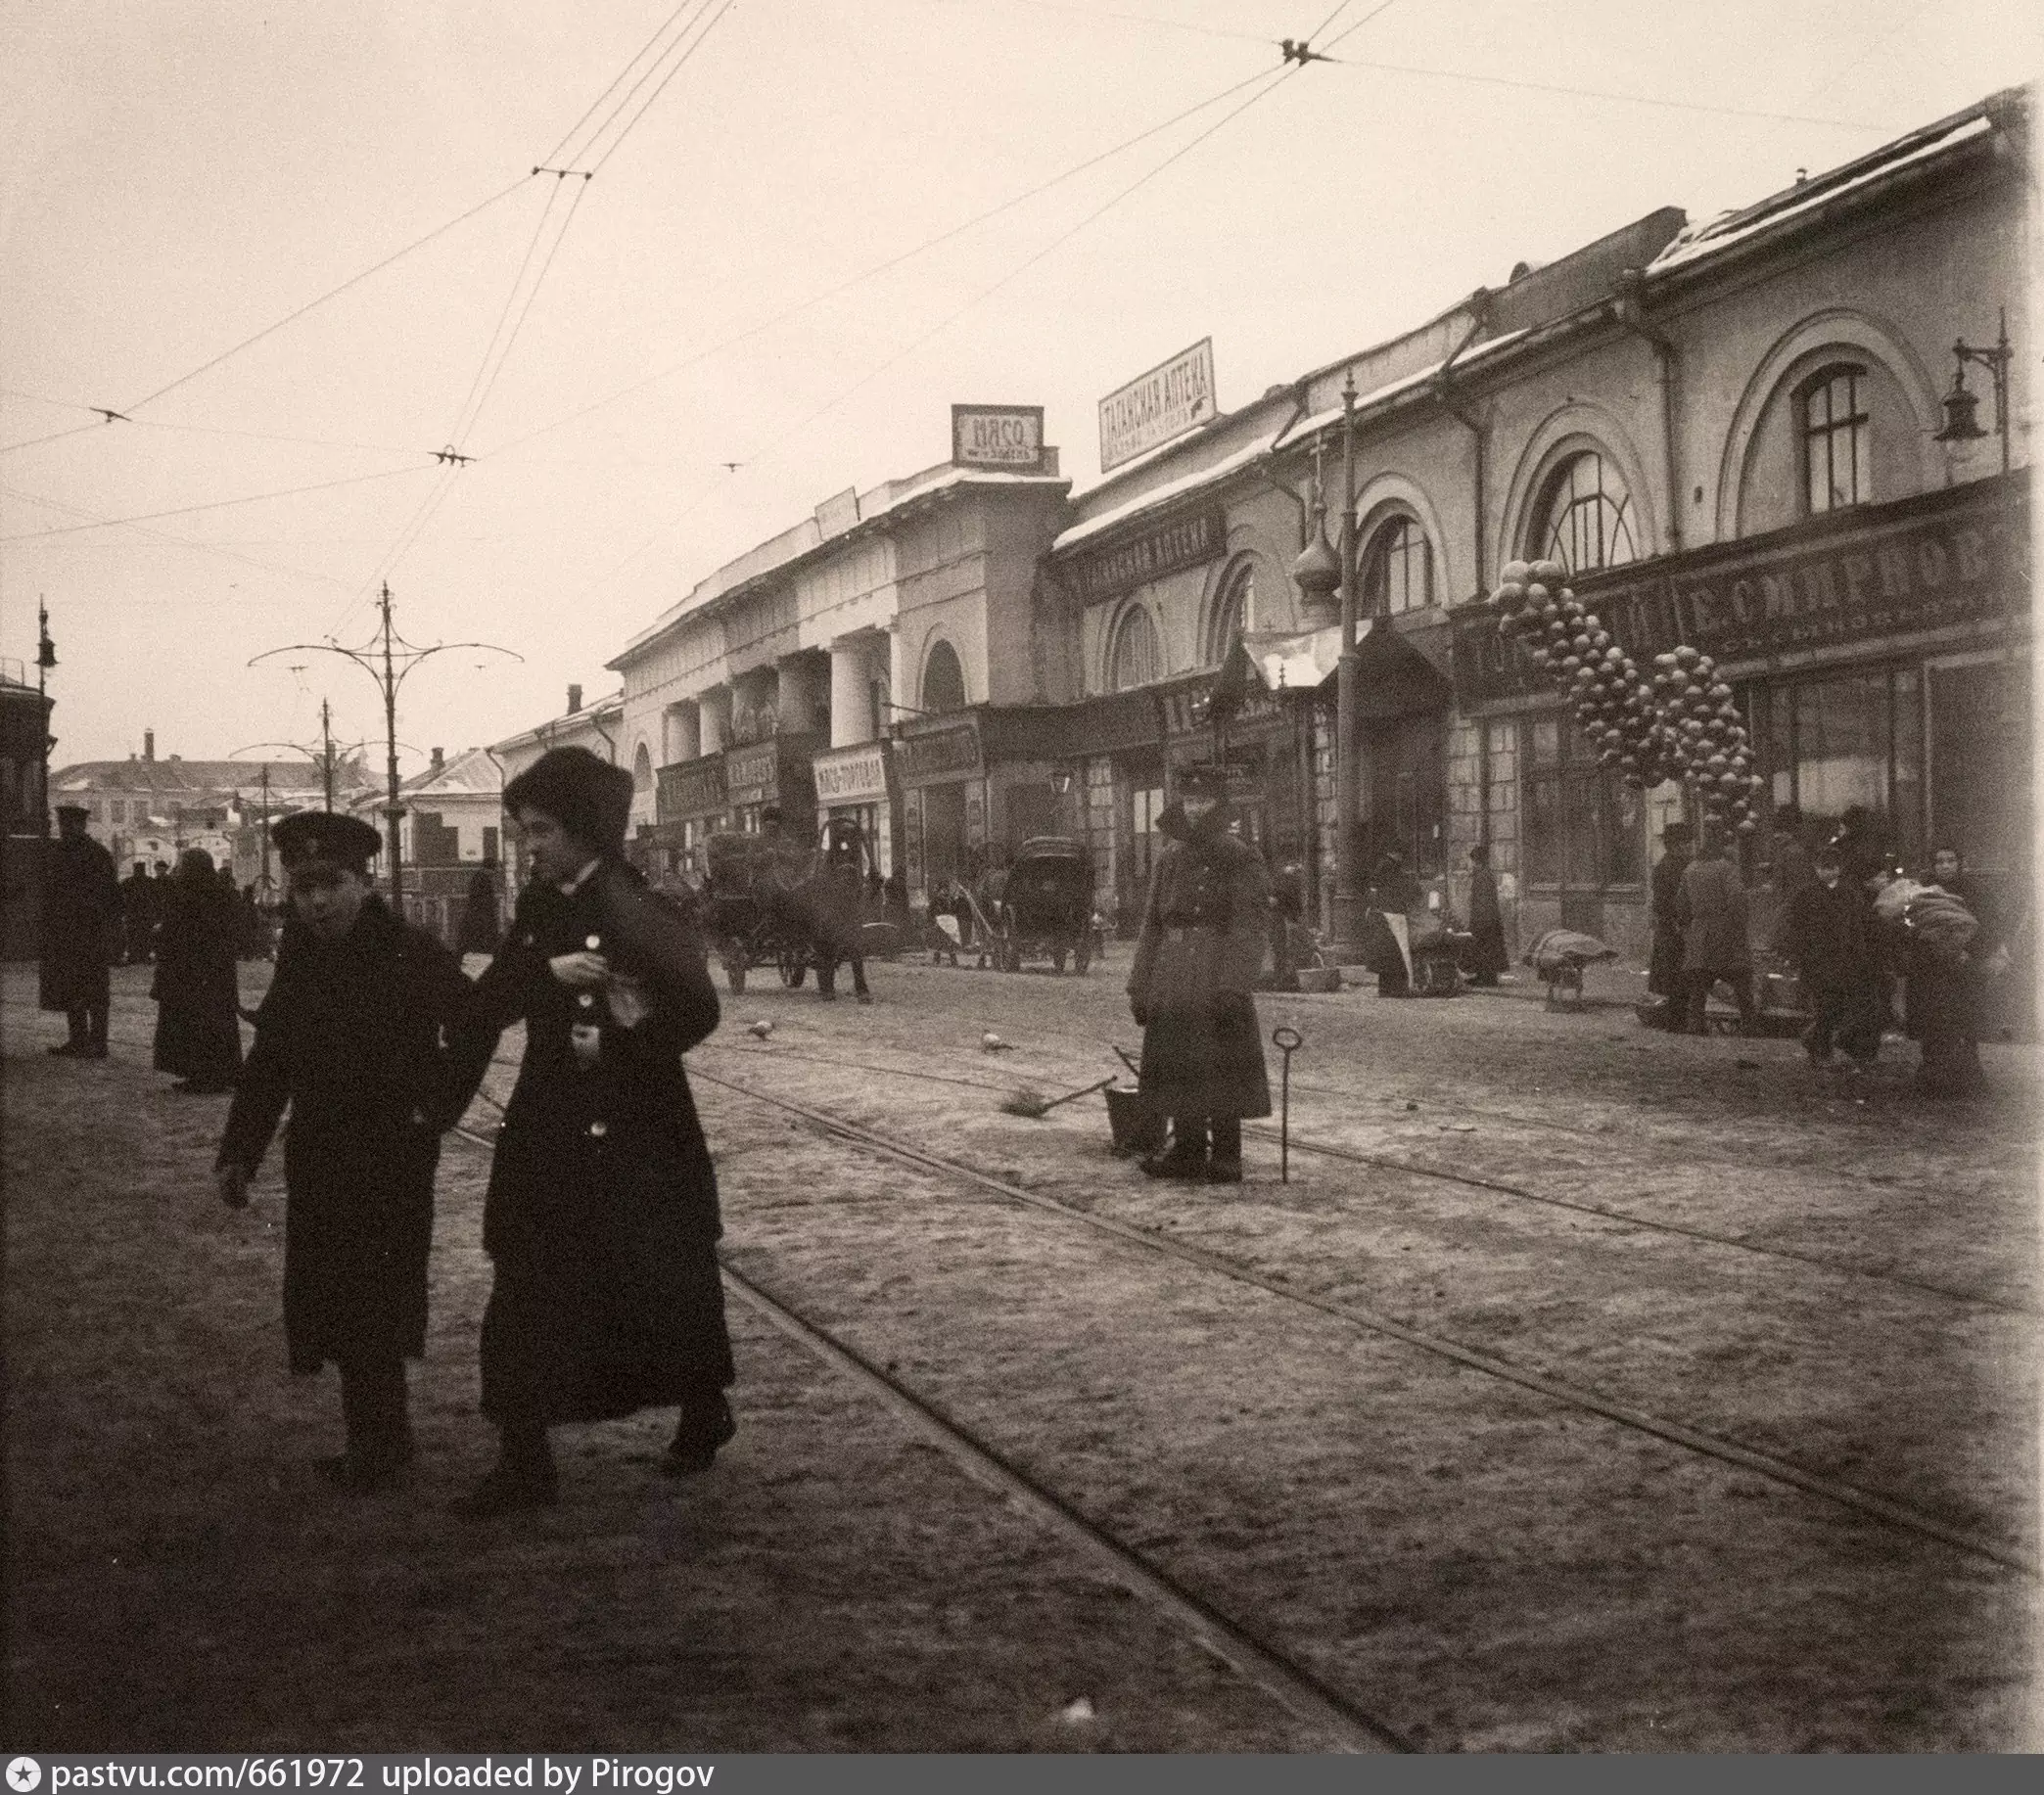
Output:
[
  {"left": 445, "top": 745, "right": 733, "bottom": 1514},
  {"left": 1127, "top": 764, "right": 1272, "bottom": 1184},
  {"left": 214, "top": 809, "right": 471, "bottom": 1492},
  {"left": 40, "top": 805, "right": 122, "bottom": 1058}
]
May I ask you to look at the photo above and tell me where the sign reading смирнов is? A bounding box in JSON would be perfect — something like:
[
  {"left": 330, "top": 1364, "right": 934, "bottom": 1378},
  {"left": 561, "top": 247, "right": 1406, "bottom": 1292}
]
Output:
[
  {"left": 1097, "top": 339, "right": 1216, "bottom": 473},
  {"left": 951, "top": 405, "right": 1046, "bottom": 472}
]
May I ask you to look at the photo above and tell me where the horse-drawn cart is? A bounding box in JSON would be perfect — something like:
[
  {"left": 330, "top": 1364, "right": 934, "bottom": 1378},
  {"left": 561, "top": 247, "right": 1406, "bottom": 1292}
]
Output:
[
  {"left": 701, "top": 832, "right": 813, "bottom": 994},
  {"left": 987, "top": 837, "right": 1095, "bottom": 974}
]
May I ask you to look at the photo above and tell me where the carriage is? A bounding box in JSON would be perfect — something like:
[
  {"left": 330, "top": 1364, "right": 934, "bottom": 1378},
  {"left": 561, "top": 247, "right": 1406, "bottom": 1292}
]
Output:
[
  {"left": 987, "top": 836, "right": 1095, "bottom": 974},
  {"left": 700, "top": 831, "right": 815, "bottom": 994}
]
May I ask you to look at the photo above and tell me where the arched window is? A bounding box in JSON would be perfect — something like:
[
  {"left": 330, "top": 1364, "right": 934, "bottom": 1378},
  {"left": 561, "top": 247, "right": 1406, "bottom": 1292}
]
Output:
[
  {"left": 1530, "top": 450, "right": 1638, "bottom": 575},
  {"left": 632, "top": 744, "right": 653, "bottom": 793},
  {"left": 1799, "top": 362, "right": 1872, "bottom": 515},
  {"left": 1362, "top": 515, "right": 1433, "bottom": 616},
  {"left": 1109, "top": 605, "right": 1162, "bottom": 692},
  {"left": 1206, "top": 562, "right": 1253, "bottom": 664},
  {"left": 921, "top": 638, "right": 967, "bottom": 713}
]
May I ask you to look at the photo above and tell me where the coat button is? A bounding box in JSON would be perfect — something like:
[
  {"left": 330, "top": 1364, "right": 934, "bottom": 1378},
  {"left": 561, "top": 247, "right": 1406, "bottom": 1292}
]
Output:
[
  {"left": 578, "top": 991, "right": 595, "bottom": 1008},
  {"left": 588, "top": 1120, "right": 608, "bottom": 1138}
]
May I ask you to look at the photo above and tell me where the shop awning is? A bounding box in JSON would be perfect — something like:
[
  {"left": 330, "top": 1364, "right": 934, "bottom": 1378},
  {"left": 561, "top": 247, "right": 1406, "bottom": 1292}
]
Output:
[{"left": 1245, "top": 621, "right": 1452, "bottom": 717}]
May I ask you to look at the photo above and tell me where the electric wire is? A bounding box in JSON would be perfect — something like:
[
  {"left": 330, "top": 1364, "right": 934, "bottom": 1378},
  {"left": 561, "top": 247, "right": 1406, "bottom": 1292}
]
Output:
[
  {"left": 540, "top": 0, "right": 714, "bottom": 167},
  {"left": 599, "top": 64, "right": 1299, "bottom": 591},
  {"left": 479, "top": 64, "right": 1278, "bottom": 463},
  {"left": 585, "top": 0, "right": 729, "bottom": 174},
  {"left": 0, "top": 481, "right": 356, "bottom": 591},
  {"left": 445, "top": 178, "right": 571, "bottom": 448},
  {"left": 121, "top": 175, "right": 538, "bottom": 414},
  {"left": 0, "top": 465, "right": 432, "bottom": 543},
  {"left": 960, "top": 0, "right": 1276, "bottom": 46},
  {"left": 0, "top": 421, "right": 110, "bottom": 458},
  {"left": 1318, "top": 0, "right": 1399, "bottom": 53}
]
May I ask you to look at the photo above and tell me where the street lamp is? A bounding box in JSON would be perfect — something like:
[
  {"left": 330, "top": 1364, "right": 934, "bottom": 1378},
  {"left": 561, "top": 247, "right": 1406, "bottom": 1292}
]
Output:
[
  {"left": 1933, "top": 308, "right": 2013, "bottom": 474},
  {"left": 34, "top": 599, "right": 56, "bottom": 838}
]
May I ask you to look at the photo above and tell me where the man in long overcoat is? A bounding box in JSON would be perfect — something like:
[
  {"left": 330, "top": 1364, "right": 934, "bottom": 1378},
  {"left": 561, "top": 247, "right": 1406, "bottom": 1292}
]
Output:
[
  {"left": 1647, "top": 821, "right": 1693, "bottom": 1014},
  {"left": 214, "top": 812, "right": 470, "bottom": 1491},
  {"left": 152, "top": 848, "right": 244, "bottom": 1092},
  {"left": 1773, "top": 844, "right": 1881, "bottom": 1066},
  {"left": 1676, "top": 829, "right": 1756, "bottom": 1035},
  {"left": 1464, "top": 845, "right": 1509, "bottom": 985},
  {"left": 40, "top": 804, "right": 121, "bottom": 1058},
  {"left": 447, "top": 746, "right": 732, "bottom": 1515},
  {"left": 119, "top": 861, "right": 158, "bottom": 965},
  {"left": 1128, "top": 765, "right": 1272, "bottom": 1184}
]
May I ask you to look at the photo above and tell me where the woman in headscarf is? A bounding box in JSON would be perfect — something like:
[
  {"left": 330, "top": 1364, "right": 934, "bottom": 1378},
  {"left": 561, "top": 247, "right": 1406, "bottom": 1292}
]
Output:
[
  {"left": 1903, "top": 845, "right": 1993, "bottom": 1098},
  {"left": 152, "top": 848, "right": 244, "bottom": 1093},
  {"left": 446, "top": 747, "right": 733, "bottom": 1514}
]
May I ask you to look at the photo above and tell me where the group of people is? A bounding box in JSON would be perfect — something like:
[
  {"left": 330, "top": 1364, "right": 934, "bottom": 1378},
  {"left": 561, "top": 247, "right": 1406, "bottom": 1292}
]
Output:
[
  {"left": 1648, "top": 804, "right": 2008, "bottom": 1095},
  {"left": 44, "top": 751, "right": 738, "bottom": 1515},
  {"left": 118, "top": 855, "right": 272, "bottom": 967}
]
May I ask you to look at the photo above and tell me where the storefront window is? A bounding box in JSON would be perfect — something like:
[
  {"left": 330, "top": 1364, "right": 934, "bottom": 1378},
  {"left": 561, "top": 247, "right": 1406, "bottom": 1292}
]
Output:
[
  {"left": 1521, "top": 713, "right": 1642, "bottom": 888},
  {"left": 1207, "top": 563, "right": 1252, "bottom": 664},
  {"left": 1760, "top": 665, "right": 1924, "bottom": 870},
  {"left": 1130, "top": 783, "right": 1165, "bottom": 887},
  {"left": 921, "top": 641, "right": 967, "bottom": 713}
]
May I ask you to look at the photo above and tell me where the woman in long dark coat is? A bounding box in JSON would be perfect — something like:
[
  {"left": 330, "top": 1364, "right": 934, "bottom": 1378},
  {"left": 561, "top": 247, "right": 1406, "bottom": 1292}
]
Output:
[
  {"left": 1464, "top": 845, "right": 1508, "bottom": 985},
  {"left": 455, "top": 866, "right": 503, "bottom": 958},
  {"left": 153, "top": 849, "right": 244, "bottom": 1092},
  {"left": 448, "top": 746, "right": 733, "bottom": 1515},
  {"left": 1905, "top": 846, "right": 1994, "bottom": 1097},
  {"left": 1127, "top": 767, "right": 1271, "bottom": 1184}
]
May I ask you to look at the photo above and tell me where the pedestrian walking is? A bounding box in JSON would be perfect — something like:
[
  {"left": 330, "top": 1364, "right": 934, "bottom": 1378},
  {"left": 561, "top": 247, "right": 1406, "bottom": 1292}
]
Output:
[
  {"left": 39, "top": 804, "right": 121, "bottom": 1059},
  {"left": 152, "top": 849, "right": 243, "bottom": 1093},
  {"left": 1366, "top": 851, "right": 1422, "bottom": 998},
  {"left": 1647, "top": 821, "right": 1693, "bottom": 1017},
  {"left": 1676, "top": 828, "right": 1757, "bottom": 1035},
  {"left": 1902, "top": 846, "right": 1995, "bottom": 1098},
  {"left": 1464, "top": 845, "right": 1509, "bottom": 987},
  {"left": 213, "top": 812, "right": 472, "bottom": 1492},
  {"left": 446, "top": 746, "right": 734, "bottom": 1515},
  {"left": 1127, "top": 764, "right": 1272, "bottom": 1184},
  {"left": 1772, "top": 844, "right": 1881, "bottom": 1066},
  {"left": 455, "top": 866, "right": 503, "bottom": 959}
]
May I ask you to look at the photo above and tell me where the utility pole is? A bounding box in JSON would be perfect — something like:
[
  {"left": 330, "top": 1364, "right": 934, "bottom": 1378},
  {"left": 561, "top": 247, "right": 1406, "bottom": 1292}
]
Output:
[
  {"left": 34, "top": 598, "right": 56, "bottom": 838},
  {"left": 319, "top": 700, "right": 337, "bottom": 812},
  {"left": 252, "top": 583, "right": 520, "bottom": 908},
  {"left": 258, "top": 764, "right": 273, "bottom": 890},
  {"left": 1327, "top": 370, "right": 1363, "bottom": 958}
]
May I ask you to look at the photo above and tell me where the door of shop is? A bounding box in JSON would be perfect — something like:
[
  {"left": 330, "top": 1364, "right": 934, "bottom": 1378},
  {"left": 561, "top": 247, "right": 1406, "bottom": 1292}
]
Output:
[
  {"left": 1364, "top": 708, "right": 1447, "bottom": 880},
  {"left": 922, "top": 782, "right": 969, "bottom": 890}
]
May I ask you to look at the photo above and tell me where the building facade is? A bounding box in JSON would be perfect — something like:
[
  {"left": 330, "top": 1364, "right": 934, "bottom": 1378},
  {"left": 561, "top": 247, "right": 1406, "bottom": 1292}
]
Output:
[
  {"left": 1045, "top": 90, "right": 2029, "bottom": 961},
  {"left": 1, "top": 659, "right": 55, "bottom": 958},
  {"left": 610, "top": 443, "right": 1071, "bottom": 895},
  {"left": 489, "top": 686, "right": 624, "bottom": 900}
]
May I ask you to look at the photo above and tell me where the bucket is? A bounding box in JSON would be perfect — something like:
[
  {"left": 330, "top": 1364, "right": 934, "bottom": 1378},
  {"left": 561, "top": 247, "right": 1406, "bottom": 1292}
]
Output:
[{"left": 1104, "top": 1083, "right": 1166, "bottom": 1156}]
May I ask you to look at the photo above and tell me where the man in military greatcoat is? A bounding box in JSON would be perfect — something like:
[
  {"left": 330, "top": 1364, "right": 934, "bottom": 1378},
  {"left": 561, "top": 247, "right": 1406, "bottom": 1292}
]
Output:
[
  {"left": 1127, "top": 764, "right": 1272, "bottom": 1184},
  {"left": 40, "top": 804, "right": 122, "bottom": 1058},
  {"left": 214, "top": 812, "right": 471, "bottom": 1491},
  {"left": 446, "top": 746, "right": 733, "bottom": 1515}
]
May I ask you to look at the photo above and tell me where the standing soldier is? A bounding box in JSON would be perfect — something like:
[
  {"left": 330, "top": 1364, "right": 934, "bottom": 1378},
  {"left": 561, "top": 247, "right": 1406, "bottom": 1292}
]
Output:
[
  {"left": 447, "top": 747, "right": 733, "bottom": 1516},
  {"left": 213, "top": 812, "right": 471, "bottom": 1491},
  {"left": 40, "top": 804, "right": 121, "bottom": 1058},
  {"left": 1127, "top": 765, "right": 1272, "bottom": 1184}
]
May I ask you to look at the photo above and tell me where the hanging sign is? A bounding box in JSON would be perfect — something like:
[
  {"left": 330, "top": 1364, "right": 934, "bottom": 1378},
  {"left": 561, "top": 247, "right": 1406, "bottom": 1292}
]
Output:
[
  {"left": 1098, "top": 338, "right": 1216, "bottom": 473},
  {"left": 952, "top": 405, "right": 1047, "bottom": 472}
]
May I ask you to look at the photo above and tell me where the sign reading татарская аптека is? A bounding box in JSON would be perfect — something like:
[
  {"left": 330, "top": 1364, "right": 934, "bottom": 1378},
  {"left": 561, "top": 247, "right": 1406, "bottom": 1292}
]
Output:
[{"left": 1097, "top": 338, "right": 1215, "bottom": 473}]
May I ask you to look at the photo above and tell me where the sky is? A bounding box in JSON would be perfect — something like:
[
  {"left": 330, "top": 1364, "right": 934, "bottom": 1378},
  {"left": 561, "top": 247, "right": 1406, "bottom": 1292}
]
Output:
[{"left": 2, "top": 0, "right": 2035, "bottom": 774}]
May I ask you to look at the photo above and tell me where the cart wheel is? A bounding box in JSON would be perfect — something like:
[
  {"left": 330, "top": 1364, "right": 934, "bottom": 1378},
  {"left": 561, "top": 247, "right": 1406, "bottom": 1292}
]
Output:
[
  {"left": 1074, "top": 937, "right": 1092, "bottom": 975},
  {"left": 1051, "top": 948, "right": 1066, "bottom": 974}
]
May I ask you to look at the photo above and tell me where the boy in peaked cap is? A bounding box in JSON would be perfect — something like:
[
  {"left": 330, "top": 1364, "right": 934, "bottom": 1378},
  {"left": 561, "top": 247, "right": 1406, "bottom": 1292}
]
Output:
[{"left": 214, "top": 805, "right": 471, "bottom": 1492}]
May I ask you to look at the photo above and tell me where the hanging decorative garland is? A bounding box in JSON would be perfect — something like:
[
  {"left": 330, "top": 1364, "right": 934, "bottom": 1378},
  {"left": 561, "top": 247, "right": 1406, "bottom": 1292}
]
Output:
[{"left": 1487, "top": 558, "right": 1761, "bottom": 834}]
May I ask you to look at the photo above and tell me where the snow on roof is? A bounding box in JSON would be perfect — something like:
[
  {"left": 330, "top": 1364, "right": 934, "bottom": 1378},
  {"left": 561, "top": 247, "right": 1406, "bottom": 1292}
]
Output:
[
  {"left": 1648, "top": 115, "right": 1995, "bottom": 276},
  {"left": 489, "top": 692, "right": 625, "bottom": 756},
  {"left": 1051, "top": 434, "right": 1278, "bottom": 554},
  {"left": 397, "top": 746, "right": 500, "bottom": 797},
  {"left": 1274, "top": 328, "right": 1531, "bottom": 451}
]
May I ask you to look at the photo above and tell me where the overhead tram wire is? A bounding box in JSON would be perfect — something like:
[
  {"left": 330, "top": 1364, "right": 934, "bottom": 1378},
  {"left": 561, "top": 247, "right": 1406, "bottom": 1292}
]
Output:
[
  {"left": 120, "top": 174, "right": 539, "bottom": 417},
  {"left": 957, "top": 0, "right": 1276, "bottom": 47},
  {"left": 319, "top": 0, "right": 738, "bottom": 641},
  {"left": 0, "top": 481, "right": 357, "bottom": 591},
  {"left": 538, "top": 0, "right": 717, "bottom": 168},
  {"left": 598, "top": 61, "right": 1302, "bottom": 605},
  {"left": 0, "top": 465, "right": 433, "bottom": 543},
  {"left": 0, "top": 421, "right": 113, "bottom": 458},
  {"left": 477, "top": 63, "right": 1280, "bottom": 464},
  {"left": 1313, "top": 49, "right": 1901, "bottom": 132}
]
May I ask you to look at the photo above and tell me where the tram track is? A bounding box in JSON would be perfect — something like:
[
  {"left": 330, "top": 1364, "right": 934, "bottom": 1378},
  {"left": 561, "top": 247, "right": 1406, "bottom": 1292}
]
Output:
[
  {"left": 674, "top": 1060, "right": 2034, "bottom": 1578},
  {"left": 678, "top": 1037, "right": 2034, "bottom": 1317},
  {"left": 25, "top": 1001, "right": 2034, "bottom": 1576}
]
